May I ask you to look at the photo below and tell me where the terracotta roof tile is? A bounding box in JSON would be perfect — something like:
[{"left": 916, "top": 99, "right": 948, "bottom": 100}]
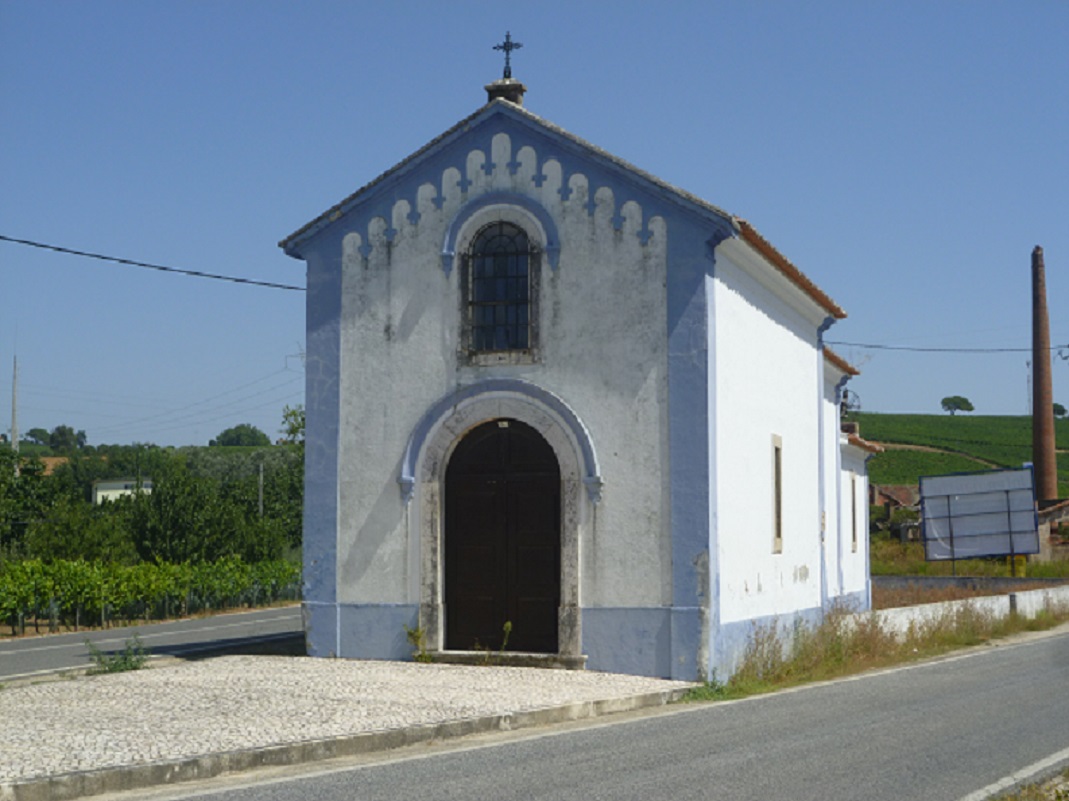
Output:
[
  {"left": 847, "top": 433, "right": 883, "bottom": 454},
  {"left": 736, "top": 219, "right": 846, "bottom": 320},
  {"left": 823, "top": 347, "right": 859, "bottom": 376}
]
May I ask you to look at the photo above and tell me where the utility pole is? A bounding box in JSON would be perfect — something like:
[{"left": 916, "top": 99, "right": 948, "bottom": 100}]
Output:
[{"left": 10, "top": 354, "right": 18, "bottom": 477}]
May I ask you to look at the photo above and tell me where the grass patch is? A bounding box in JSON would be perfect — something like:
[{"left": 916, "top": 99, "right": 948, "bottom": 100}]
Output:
[
  {"left": 868, "top": 449, "right": 992, "bottom": 485},
  {"left": 996, "top": 770, "right": 1069, "bottom": 800},
  {"left": 684, "top": 600, "right": 1069, "bottom": 702},
  {"left": 85, "top": 635, "right": 150, "bottom": 674},
  {"left": 870, "top": 539, "right": 1069, "bottom": 579}
]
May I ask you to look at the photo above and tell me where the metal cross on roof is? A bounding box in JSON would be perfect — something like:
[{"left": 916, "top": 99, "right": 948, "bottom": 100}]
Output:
[{"left": 493, "top": 31, "right": 523, "bottom": 80}]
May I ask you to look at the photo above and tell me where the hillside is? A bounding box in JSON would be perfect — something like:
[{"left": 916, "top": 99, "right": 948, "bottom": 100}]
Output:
[{"left": 854, "top": 413, "right": 1069, "bottom": 497}]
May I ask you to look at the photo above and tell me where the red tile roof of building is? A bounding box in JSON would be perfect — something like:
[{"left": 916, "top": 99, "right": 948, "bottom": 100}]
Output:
[
  {"left": 847, "top": 433, "right": 883, "bottom": 454},
  {"left": 736, "top": 219, "right": 847, "bottom": 320},
  {"left": 823, "top": 347, "right": 859, "bottom": 376}
]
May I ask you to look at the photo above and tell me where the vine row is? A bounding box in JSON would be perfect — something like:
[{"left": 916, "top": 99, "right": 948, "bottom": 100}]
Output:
[{"left": 0, "top": 557, "right": 301, "bottom": 635}]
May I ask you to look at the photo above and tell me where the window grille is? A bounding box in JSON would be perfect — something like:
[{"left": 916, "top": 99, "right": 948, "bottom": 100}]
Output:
[
  {"left": 772, "top": 435, "right": 783, "bottom": 553},
  {"left": 467, "top": 222, "right": 536, "bottom": 352}
]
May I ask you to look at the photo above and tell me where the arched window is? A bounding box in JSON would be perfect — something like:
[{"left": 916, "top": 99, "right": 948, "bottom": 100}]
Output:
[{"left": 465, "top": 222, "right": 539, "bottom": 354}]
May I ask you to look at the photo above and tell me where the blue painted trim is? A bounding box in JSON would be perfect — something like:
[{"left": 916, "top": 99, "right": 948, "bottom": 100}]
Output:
[
  {"left": 665, "top": 223, "right": 734, "bottom": 679},
  {"left": 399, "top": 378, "right": 602, "bottom": 503},
  {"left": 828, "top": 588, "right": 868, "bottom": 610},
  {"left": 705, "top": 267, "right": 721, "bottom": 681},
  {"left": 302, "top": 601, "right": 339, "bottom": 658},
  {"left": 281, "top": 104, "right": 735, "bottom": 267},
  {"left": 581, "top": 607, "right": 673, "bottom": 678},
  {"left": 302, "top": 248, "right": 342, "bottom": 609},
  {"left": 441, "top": 191, "right": 560, "bottom": 276},
  {"left": 815, "top": 315, "right": 837, "bottom": 614},
  {"left": 336, "top": 603, "right": 421, "bottom": 661},
  {"left": 580, "top": 606, "right": 705, "bottom": 680},
  {"left": 834, "top": 373, "right": 851, "bottom": 399},
  {"left": 832, "top": 372, "right": 852, "bottom": 599}
]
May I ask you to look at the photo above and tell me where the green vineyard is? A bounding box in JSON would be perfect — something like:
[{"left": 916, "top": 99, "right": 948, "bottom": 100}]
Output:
[{"left": 0, "top": 557, "right": 300, "bottom": 636}]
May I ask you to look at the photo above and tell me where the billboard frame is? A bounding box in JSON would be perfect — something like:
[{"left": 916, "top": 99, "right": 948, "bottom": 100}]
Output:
[{"left": 919, "top": 466, "right": 1039, "bottom": 573}]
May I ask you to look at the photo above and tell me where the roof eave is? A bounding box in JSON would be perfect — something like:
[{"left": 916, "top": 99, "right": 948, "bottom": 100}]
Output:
[
  {"left": 735, "top": 219, "right": 847, "bottom": 321},
  {"left": 823, "top": 346, "right": 860, "bottom": 376},
  {"left": 279, "top": 102, "right": 499, "bottom": 257},
  {"left": 845, "top": 433, "right": 883, "bottom": 454}
]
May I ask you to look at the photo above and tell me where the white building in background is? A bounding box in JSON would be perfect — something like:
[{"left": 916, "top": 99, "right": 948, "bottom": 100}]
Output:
[{"left": 91, "top": 479, "right": 153, "bottom": 505}]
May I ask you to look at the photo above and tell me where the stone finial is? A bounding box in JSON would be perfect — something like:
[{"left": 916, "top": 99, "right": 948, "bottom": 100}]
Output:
[{"left": 485, "top": 78, "right": 527, "bottom": 106}]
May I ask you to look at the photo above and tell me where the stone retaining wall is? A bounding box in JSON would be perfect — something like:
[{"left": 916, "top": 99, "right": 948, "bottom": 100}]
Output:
[{"left": 856, "top": 584, "right": 1069, "bottom": 639}]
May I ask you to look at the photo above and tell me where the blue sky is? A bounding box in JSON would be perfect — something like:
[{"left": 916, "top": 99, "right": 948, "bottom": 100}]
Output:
[{"left": 2, "top": 1, "right": 1066, "bottom": 446}]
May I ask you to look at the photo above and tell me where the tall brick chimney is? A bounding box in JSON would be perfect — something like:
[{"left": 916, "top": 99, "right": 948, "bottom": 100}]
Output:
[{"left": 1031, "top": 245, "right": 1058, "bottom": 504}]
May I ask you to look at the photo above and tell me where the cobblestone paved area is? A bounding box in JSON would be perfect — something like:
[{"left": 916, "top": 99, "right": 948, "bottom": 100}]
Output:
[{"left": 0, "top": 656, "right": 693, "bottom": 784}]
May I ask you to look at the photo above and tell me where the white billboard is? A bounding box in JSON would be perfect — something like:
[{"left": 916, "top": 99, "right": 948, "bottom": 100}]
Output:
[{"left": 920, "top": 467, "right": 1039, "bottom": 561}]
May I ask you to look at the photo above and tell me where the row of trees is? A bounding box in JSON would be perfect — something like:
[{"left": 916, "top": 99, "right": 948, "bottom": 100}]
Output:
[
  {"left": 22, "top": 424, "right": 87, "bottom": 451},
  {"left": 18, "top": 422, "right": 283, "bottom": 454},
  {"left": 1, "top": 408, "right": 304, "bottom": 566}
]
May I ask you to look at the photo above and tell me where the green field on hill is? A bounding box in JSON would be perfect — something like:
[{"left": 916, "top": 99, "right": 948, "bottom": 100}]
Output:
[{"left": 853, "top": 413, "right": 1069, "bottom": 496}]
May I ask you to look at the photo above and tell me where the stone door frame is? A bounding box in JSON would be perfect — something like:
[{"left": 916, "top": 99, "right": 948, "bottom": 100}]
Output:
[{"left": 400, "top": 379, "right": 601, "bottom": 661}]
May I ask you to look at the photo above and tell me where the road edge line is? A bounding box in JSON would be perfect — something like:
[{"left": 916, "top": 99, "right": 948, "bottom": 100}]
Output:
[{"left": 956, "top": 745, "right": 1069, "bottom": 801}]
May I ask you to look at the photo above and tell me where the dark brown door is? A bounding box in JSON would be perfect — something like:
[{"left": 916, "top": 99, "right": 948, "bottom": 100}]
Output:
[{"left": 445, "top": 419, "right": 560, "bottom": 653}]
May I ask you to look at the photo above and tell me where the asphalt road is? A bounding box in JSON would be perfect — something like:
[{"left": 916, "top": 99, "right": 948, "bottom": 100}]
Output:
[
  {"left": 0, "top": 605, "right": 302, "bottom": 680},
  {"left": 110, "top": 628, "right": 1069, "bottom": 801}
]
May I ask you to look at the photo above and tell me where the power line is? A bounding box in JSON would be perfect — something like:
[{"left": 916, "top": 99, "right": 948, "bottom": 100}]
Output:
[
  {"left": 826, "top": 341, "right": 1069, "bottom": 354},
  {"left": 0, "top": 235, "right": 304, "bottom": 292},
  {"left": 89, "top": 372, "right": 304, "bottom": 437}
]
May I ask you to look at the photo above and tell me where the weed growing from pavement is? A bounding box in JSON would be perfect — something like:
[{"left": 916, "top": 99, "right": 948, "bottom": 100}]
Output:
[
  {"left": 680, "top": 671, "right": 740, "bottom": 701},
  {"left": 683, "top": 601, "right": 1069, "bottom": 702},
  {"left": 473, "top": 621, "right": 513, "bottom": 666},
  {"left": 404, "top": 624, "right": 432, "bottom": 663},
  {"left": 85, "top": 635, "right": 150, "bottom": 674}
]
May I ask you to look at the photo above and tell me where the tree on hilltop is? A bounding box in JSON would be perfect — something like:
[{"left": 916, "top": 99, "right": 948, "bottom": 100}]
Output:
[
  {"left": 210, "top": 423, "right": 270, "bottom": 447},
  {"left": 940, "top": 396, "right": 974, "bottom": 416},
  {"left": 25, "top": 427, "right": 50, "bottom": 446},
  {"left": 49, "top": 424, "right": 87, "bottom": 451},
  {"left": 1054, "top": 402, "right": 1066, "bottom": 419}
]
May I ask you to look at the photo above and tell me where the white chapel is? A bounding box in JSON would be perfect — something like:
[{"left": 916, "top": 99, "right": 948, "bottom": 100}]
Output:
[{"left": 280, "top": 66, "right": 877, "bottom": 680}]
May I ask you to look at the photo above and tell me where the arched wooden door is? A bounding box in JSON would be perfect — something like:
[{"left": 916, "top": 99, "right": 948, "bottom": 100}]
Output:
[{"left": 445, "top": 419, "right": 560, "bottom": 653}]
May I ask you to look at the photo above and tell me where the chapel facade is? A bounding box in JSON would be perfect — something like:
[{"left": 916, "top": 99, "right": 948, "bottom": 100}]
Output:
[{"left": 280, "top": 76, "right": 876, "bottom": 680}]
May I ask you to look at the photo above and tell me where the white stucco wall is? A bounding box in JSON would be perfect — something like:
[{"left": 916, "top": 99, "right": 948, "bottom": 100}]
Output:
[
  {"left": 711, "top": 245, "right": 826, "bottom": 625},
  {"left": 840, "top": 444, "right": 872, "bottom": 601},
  {"left": 821, "top": 365, "right": 845, "bottom": 602}
]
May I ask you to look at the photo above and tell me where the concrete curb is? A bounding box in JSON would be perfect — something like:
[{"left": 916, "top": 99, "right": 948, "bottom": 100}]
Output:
[{"left": 1, "top": 687, "right": 692, "bottom": 801}]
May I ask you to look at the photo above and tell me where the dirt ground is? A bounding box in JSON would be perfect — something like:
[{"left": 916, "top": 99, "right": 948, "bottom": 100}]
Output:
[{"left": 872, "top": 582, "right": 1068, "bottom": 609}]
